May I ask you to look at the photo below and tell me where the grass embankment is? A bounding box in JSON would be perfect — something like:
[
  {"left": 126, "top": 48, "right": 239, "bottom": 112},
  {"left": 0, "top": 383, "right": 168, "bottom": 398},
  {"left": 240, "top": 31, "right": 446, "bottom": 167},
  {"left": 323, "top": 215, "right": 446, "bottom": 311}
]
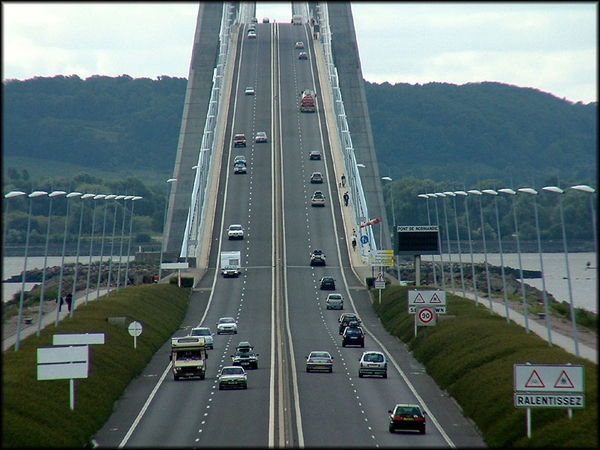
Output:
[
  {"left": 2, "top": 284, "right": 190, "bottom": 448},
  {"left": 371, "top": 283, "right": 598, "bottom": 448}
]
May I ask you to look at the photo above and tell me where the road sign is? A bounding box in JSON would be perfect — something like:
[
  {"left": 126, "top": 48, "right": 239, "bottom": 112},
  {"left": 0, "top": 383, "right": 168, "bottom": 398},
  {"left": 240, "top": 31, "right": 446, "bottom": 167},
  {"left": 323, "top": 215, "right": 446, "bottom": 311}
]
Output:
[
  {"left": 395, "top": 225, "right": 439, "bottom": 255},
  {"left": 374, "top": 272, "right": 386, "bottom": 289},
  {"left": 360, "top": 235, "right": 369, "bottom": 244},
  {"left": 53, "top": 333, "right": 105, "bottom": 346},
  {"left": 409, "top": 305, "right": 446, "bottom": 314},
  {"left": 128, "top": 321, "right": 143, "bottom": 337},
  {"left": 514, "top": 364, "right": 584, "bottom": 393},
  {"left": 416, "top": 307, "right": 436, "bottom": 326},
  {"left": 37, "top": 346, "right": 89, "bottom": 380},
  {"left": 514, "top": 393, "right": 585, "bottom": 409},
  {"left": 408, "top": 290, "right": 446, "bottom": 314}
]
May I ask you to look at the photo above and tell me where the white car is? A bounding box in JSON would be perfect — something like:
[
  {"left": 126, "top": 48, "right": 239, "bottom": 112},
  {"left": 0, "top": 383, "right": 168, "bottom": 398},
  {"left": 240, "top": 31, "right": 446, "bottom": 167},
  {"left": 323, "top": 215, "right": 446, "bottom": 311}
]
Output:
[
  {"left": 218, "top": 366, "right": 247, "bottom": 389},
  {"left": 216, "top": 317, "right": 238, "bottom": 334},
  {"left": 295, "top": 41, "right": 304, "bottom": 49},
  {"left": 255, "top": 131, "right": 268, "bottom": 143},
  {"left": 227, "top": 224, "right": 244, "bottom": 240},
  {"left": 245, "top": 86, "right": 255, "bottom": 95},
  {"left": 358, "top": 351, "right": 387, "bottom": 378},
  {"left": 326, "top": 293, "right": 344, "bottom": 310},
  {"left": 247, "top": 29, "right": 256, "bottom": 39},
  {"left": 189, "top": 326, "right": 214, "bottom": 349}
]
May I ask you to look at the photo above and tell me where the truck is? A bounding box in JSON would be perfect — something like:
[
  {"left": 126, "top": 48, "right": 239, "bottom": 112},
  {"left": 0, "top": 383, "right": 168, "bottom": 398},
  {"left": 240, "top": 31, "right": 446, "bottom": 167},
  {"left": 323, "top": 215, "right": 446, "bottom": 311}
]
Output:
[
  {"left": 170, "top": 336, "right": 208, "bottom": 380},
  {"left": 300, "top": 89, "right": 316, "bottom": 113},
  {"left": 220, "top": 250, "right": 241, "bottom": 277},
  {"left": 292, "top": 14, "right": 303, "bottom": 25}
]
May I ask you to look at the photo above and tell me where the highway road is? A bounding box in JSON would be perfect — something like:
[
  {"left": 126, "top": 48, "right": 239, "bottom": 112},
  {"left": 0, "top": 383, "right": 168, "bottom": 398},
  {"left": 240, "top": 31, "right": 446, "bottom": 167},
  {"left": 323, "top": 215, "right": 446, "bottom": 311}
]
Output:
[{"left": 92, "top": 22, "right": 486, "bottom": 448}]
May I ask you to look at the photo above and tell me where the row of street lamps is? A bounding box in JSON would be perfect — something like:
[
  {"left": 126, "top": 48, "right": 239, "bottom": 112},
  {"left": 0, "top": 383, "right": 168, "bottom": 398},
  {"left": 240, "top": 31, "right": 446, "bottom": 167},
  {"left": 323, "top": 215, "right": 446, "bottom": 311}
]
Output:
[
  {"left": 3, "top": 190, "right": 142, "bottom": 351},
  {"left": 381, "top": 180, "right": 596, "bottom": 359}
]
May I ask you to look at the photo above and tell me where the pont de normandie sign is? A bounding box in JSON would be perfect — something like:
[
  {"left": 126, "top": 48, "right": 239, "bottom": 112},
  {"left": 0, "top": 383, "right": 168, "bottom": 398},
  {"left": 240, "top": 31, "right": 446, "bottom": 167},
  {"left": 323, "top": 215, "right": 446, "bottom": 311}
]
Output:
[{"left": 395, "top": 226, "right": 440, "bottom": 256}]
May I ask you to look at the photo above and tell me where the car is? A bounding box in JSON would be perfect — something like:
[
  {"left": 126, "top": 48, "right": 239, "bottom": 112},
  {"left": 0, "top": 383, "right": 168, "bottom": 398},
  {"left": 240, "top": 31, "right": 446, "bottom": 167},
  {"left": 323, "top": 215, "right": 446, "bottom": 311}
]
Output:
[
  {"left": 231, "top": 341, "right": 259, "bottom": 369},
  {"left": 358, "top": 351, "right": 387, "bottom": 378},
  {"left": 388, "top": 404, "right": 427, "bottom": 434},
  {"left": 233, "top": 134, "right": 247, "bottom": 147},
  {"left": 234, "top": 162, "right": 247, "bottom": 174},
  {"left": 216, "top": 317, "right": 238, "bottom": 334},
  {"left": 338, "top": 312, "right": 361, "bottom": 334},
  {"left": 325, "top": 293, "right": 344, "bottom": 310},
  {"left": 309, "top": 150, "right": 322, "bottom": 160},
  {"left": 310, "top": 172, "right": 323, "bottom": 183},
  {"left": 189, "top": 326, "right": 214, "bottom": 349},
  {"left": 255, "top": 131, "right": 268, "bottom": 143},
  {"left": 251, "top": 17, "right": 258, "bottom": 23},
  {"left": 309, "top": 249, "right": 326, "bottom": 266},
  {"left": 298, "top": 52, "right": 308, "bottom": 60},
  {"left": 319, "top": 276, "right": 336, "bottom": 290},
  {"left": 262, "top": 17, "right": 269, "bottom": 23},
  {"left": 245, "top": 86, "right": 255, "bottom": 95},
  {"left": 295, "top": 41, "right": 304, "bottom": 49},
  {"left": 342, "top": 326, "right": 365, "bottom": 347},
  {"left": 305, "top": 350, "right": 333, "bottom": 373},
  {"left": 247, "top": 29, "right": 256, "bottom": 39},
  {"left": 227, "top": 224, "right": 244, "bottom": 240},
  {"left": 218, "top": 366, "right": 248, "bottom": 390},
  {"left": 234, "top": 155, "right": 247, "bottom": 165},
  {"left": 311, "top": 190, "right": 326, "bottom": 207}
]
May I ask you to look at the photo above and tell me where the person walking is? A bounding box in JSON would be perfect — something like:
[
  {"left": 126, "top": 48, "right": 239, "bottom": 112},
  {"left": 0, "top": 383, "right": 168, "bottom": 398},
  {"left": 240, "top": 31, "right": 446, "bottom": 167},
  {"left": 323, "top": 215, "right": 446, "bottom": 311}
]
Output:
[
  {"left": 65, "top": 293, "right": 73, "bottom": 312},
  {"left": 343, "top": 191, "right": 349, "bottom": 206},
  {"left": 341, "top": 174, "right": 346, "bottom": 187},
  {"left": 351, "top": 233, "right": 357, "bottom": 251}
]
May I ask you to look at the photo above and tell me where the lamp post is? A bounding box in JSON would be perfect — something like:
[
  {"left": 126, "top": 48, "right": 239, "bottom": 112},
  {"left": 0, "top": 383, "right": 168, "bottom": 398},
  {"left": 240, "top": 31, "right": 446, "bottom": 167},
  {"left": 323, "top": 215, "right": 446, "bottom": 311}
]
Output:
[
  {"left": 15, "top": 190, "right": 48, "bottom": 351},
  {"left": 518, "top": 188, "right": 552, "bottom": 345},
  {"left": 3, "top": 191, "right": 27, "bottom": 252},
  {"left": 455, "top": 191, "right": 478, "bottom": 305},
  {"left": 542, "top": 186, "right": 579, "bottom": 357},
  {"left": 445, "top": 191, "right": 465, "bottom": 297},
  {"left": 69, "top": 193, "right": 95, "bottom": 318},
  {"left": 427, "top": 193, "right": 445, "bottom": 289},
  {"left": 124, "top": 196, "right": 143, "bottom": 288},
  {"left": 37, "top": 190, "right": 67, "bottom": 337},
  {"left": 56, "top": 192, "right": 82, "bottom": 326},
  {"left": 116, "top": 195, "right": 134, "bottom": 291},
  {"left": 382, "top": 177, "right": 400, "bottom": 283},
  {"left": 468, "top": 189, "right": 493, "bottom": 313},
  {"left": 418, "top": 194, "right": 437, "bottom": 287},
  {"left": 499, "top": 188, "right": 529, "bottom": 333},
  {"left": 159, "top": 178, "right": 177, "bottom": 282},
  {"left": 570, "top": 185, "right": 597, "bottom": 254},
  {"left": 96, "top": 195, "right": 116, "bottom": 299},
  {"left": 84, "top": 194, "right": 105, "bottom": 304},
  {"left": 482, "top": 189, "right": 509, "bottom": 322},
  {"left": 436, "top": 192, "right": 455, "bottom": 294},
  {"left": 106, "top": 195, "right": 126, "bottom": 297}
]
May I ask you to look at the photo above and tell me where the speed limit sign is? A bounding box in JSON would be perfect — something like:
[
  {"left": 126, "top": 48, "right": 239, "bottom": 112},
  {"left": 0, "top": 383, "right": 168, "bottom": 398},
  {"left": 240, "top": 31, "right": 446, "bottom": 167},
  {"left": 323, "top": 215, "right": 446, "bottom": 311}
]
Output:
[{"left": 416, "top": 307, "right": 436, "bottom": 326}]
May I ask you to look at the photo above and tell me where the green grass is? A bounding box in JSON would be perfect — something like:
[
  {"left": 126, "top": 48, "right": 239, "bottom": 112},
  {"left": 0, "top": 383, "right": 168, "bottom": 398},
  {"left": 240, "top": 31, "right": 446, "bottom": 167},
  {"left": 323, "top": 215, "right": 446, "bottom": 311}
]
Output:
[
  {"left": 2, "top": 284, "right": 190, "bottom": 448},
  {"left": 372, "top": 284, "right": 598, "bottom": 448}
]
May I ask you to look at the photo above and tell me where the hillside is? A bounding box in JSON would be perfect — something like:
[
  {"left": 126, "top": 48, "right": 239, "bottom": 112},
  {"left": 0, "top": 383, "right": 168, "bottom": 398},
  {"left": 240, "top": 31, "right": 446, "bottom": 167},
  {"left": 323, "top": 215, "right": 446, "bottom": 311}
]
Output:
[{"left": 2, "top": 75, "right": 597, "bottom": 189}]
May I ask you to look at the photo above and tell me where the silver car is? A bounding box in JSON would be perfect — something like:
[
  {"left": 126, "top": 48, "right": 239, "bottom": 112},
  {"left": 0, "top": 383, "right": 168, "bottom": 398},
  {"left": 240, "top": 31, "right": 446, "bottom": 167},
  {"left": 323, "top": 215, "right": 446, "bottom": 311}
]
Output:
[
  {"left": 189, "top": 326, "right": 214, "bottom": 349},
  {"left": 358, "top": 351, "right": 387, "bottom": 378},
  {"left": 216, "top": 317, "right": 238, "bottom": 334},
  {"left": 306, "top": 350, "right": 333, "bottom": 373},
  {"left": 326, "top": 293, "right": 344, "bottom": 310},
  {"left": 218, "top": 366, "right": 247, "bottom": 390}
]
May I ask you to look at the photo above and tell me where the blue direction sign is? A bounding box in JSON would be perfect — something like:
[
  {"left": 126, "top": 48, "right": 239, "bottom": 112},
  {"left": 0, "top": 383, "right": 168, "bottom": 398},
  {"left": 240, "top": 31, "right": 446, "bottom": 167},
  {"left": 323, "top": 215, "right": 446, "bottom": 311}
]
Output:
[{"left": 360, "top": 235, "right": 369, "bottom": 244}]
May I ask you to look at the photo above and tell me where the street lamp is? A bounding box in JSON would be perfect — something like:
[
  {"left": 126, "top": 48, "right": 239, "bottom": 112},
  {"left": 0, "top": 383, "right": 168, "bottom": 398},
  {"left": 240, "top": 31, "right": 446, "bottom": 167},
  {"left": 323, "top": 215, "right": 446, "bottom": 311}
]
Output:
[
  {"left": 106, "top": 195, "right": 126, "bottom": 297},
  {"left": 570, "top": 185, "right": 597, "bottom": 254},
  {"left": 37, "top": 190, "right": 67, "bottom": 337},
  {"left": 56, "top": 191, "right": 83, "bottom": 326},
  {"left": 518, "top": 188, "right": 552, "bottom": 345},
  {"left": 96, "top": 195, "right": 116, "bottom": 299},
  {"left": 482, "top": 189, "right": 509, "bottom": 322},
  {"left": 124, "top": 196, "right": 143, "bottom": 288},
  {"left": 3, "top": 191, "right": 27, "bottom": 252},
  {"left": 116, "top": 195, "right": 135, "bottom": 291},
  {"left": 418, "top": 194, "right": 437, "bottom": 287},
  {"left": 455, "top": 190, "right": 478, "bottom": 305},
  {"left": 15, "top": 190, "right": 48, "bottom": 351},
  {"left": 427, "top": 193, "right": 445, "bottom": 289},
  {"left": 499, "top": 188, "right": 529, "bottom": 333},
  {"left": 542, "top": 186, "right": 579, "bottom": 357},
  {"left": 468, "top": 189, "right": 493, "bottom": 313},
  {"left": 445, "top": 191, "right": 465, "bottom": 297},
  {"left": 435, "top": 192, "right": 455, "bottom": 294},
  {"left": 159, "top": 178, "right": 177, "bottom": 282},
  {"left": 84, "top": 194, "right": 105, "bottom": 304}
]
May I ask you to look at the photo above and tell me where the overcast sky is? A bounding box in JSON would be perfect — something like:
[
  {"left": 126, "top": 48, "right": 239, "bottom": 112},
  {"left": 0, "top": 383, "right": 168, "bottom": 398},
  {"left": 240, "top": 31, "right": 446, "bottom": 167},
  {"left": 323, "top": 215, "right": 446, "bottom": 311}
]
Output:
[{"left": 2, "top": 2, "right": 597, "bottom": 104}]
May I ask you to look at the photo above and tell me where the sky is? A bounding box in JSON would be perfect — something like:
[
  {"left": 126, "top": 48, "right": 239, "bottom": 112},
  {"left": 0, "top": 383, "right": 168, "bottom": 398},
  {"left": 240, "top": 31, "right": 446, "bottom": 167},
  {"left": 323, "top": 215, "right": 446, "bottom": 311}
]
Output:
[{"left": 2, "top": 2, "right": 597, "bottom": 104}]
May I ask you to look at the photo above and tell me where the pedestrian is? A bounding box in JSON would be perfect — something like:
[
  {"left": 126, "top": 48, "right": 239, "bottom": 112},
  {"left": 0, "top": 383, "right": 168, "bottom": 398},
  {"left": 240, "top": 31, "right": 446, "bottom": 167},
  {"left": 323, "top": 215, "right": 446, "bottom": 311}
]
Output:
[
  {"left": 57, "top": 296, "right": 64, "bottom": 312},
  {"left": 341, "top": 174, "right": 346, "bottom": 187},
  {"left": 343, "top": 191, "right": 349, "bottom": 206},
  {"left": 65, "top": 293, "right": 73, "bottom": 312},
  {"left": 351, "top": 233, "right": 357, "bottom": 251}
]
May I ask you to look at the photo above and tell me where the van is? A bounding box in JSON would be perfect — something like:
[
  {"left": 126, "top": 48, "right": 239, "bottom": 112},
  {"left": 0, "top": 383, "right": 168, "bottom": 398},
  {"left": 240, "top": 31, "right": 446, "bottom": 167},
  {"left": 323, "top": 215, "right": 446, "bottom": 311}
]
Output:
[{"left": 292, "top": 15, "right": 302, "bottom": 25}]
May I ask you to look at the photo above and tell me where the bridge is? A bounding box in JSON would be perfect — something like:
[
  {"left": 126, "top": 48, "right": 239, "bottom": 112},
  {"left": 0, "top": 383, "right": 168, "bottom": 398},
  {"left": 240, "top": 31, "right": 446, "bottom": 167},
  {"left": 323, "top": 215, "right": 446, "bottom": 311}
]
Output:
[{"left": 161, "top": 2, "right": 390, "bottom": 270}]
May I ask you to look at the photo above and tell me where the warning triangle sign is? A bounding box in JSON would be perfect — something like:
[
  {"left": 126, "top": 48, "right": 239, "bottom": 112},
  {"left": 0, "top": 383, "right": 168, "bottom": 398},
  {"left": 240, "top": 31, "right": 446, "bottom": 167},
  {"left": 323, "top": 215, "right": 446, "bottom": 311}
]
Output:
[
  {"left": 429, "top": 293, "right": 442, "bottom": 303},
  {"left": 554, "top": 370, "right": 575, "bottom": 389},
  {"left": 375, "top": 272, "right": 385, "bottom": 282},
  {"left": 525, "top": 370, "right": 545, "bottom": 388},
  {"left": 413, "top": 293, "right": 426, "bottom": 303}
]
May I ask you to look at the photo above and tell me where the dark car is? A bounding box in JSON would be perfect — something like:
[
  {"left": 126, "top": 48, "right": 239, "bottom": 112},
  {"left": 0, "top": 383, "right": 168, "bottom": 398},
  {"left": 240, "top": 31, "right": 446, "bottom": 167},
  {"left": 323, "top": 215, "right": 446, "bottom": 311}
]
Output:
[
  {"left": 234, "top": 162, "right": 247, "bottom": 174},
  {"left": 310, "top": 172, "right": 323, "bottom": 183},
  {"left": 319, "top": 276, "right": 335, "bottom": 290},
  {"left": 338, "top": 313, "right": 361, "bottom": 334},
  {"left": 309, "top": 150, "right": 322, "bottom": 160},
  {"left": 298, "top": 52, "right": 308, "bottom": 60},
  {"left": 342, "top": 326, "right": 365, "bottom": 347},
  {"left": 388, "top": 404, "right": 427, "bottom": 434},
  {"left": 231, "top": 341, "right": 259, "bottom": 369}
]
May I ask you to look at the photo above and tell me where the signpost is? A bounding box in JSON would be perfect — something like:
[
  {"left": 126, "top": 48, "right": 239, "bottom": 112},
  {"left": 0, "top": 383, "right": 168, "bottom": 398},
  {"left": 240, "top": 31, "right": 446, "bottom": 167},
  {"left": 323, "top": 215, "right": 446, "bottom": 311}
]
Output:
[
  {"left": 408, "top": 290, "right": 446, "bottom": 314},
  {"left": 395, "top": 225, "right": 439, "bottom": 255},
  {"left": 128, "top": 321, "right": 143, "bottom": 349},
  {"left": 513, "top": 363, "right": 585, "bottom": 438}
]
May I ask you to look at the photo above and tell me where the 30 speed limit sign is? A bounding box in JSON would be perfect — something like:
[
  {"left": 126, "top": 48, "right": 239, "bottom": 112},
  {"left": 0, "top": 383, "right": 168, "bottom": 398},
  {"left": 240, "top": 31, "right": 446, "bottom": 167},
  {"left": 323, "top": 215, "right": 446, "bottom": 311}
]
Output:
[{"left": 416, "top": 307, "right": 436, "bottom": 326}]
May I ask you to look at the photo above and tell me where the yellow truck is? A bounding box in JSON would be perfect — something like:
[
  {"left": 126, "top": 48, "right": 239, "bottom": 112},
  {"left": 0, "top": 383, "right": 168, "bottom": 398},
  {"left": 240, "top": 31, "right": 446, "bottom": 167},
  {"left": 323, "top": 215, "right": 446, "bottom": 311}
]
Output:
[{"left": 170, "top": 336, "right": 208, "bottom": 380}]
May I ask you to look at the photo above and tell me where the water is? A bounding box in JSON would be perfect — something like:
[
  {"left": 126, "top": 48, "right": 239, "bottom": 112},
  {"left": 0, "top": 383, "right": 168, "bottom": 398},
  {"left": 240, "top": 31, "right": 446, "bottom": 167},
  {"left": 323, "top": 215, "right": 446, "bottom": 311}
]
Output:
[{"left": 423, "top": 252, "right": 597, "bottom": 314}]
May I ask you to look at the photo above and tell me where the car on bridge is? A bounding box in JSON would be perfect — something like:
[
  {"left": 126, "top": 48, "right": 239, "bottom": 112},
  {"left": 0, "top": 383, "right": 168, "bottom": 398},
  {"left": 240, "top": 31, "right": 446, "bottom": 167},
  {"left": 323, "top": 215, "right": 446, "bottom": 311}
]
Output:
[
  {"left": 231, "top": 341, "right": 259, "bottom": 369},
  {"left": 311, "top": 190, "right": 326, "bottom": 206},
  {"left": 310, "top": 249, "right": 326, "bottom": 266},
  {"left": 342, "top": 325, "right": 365, "bottom": 347},
  {"left": 338, "top": 312, "right": 361, "bottom": 334},
  {"left": 305, "top": 351, "right": 333, "bottom": 373},
  {"left": 298, "top": 52, "right": 308, "bottom": 60},
  {"left": 189, "top": 326, "right": 214, "bottom": 349},
  {"left": 255, "top": 131, "right": 268, "bottom": 143},
  {"left": 325, "top": 293, "right": 344, "bottom": 310},
  {"left": 247, "top": 29, "right": 256, "bottom": 39},
  {"left": 319, "top": 276, "right": 336, "bottom": 290},
  {"left": 227, "top": 224, "right": 244, "bottom": 240},
  {"left": 216, "top": 317, "right": 238, "bottom": 334},
  {"left": 244, "top": 86, "right": 255, "bottom": 95},
  {"left": 358, "top": 351, "right": 387, "bottom": 378},
  {"left": 310, "top": 172, "right": 323, "bottom": 183},
  {"left": 388, "top": 404, "right": 427, "bottom": 434},
  {"left": 233, "top": 134, "right": 247, "bottom": 147},
  {"left": 295, "top": 41, "right": 304, "bottom": 49},
  {"left": 262, "top": 17, "right": 270, "bottom": 23},
  {"left": 234, "top": 162, "right": 247, "bottom": 174},
  {"left": 309, "top": 150, "right": 322, "bottom": 160},
  {"left": 218, "top": 366, "right": 247, "bottom": 390}
]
